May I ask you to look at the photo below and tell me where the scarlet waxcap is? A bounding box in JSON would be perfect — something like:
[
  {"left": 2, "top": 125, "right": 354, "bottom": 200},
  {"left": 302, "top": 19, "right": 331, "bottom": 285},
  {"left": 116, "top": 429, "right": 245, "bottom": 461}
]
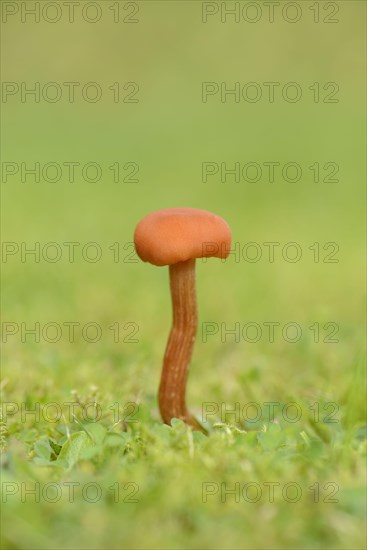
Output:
[{"left": 134, "top": 208, "right": 232, "bottom": 266}]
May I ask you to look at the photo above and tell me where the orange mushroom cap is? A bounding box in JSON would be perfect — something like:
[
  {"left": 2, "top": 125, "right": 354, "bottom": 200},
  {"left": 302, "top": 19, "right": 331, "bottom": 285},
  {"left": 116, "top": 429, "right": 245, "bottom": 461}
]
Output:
[{"left": 134, "top": 208, "right": 232, "bottom": 266}]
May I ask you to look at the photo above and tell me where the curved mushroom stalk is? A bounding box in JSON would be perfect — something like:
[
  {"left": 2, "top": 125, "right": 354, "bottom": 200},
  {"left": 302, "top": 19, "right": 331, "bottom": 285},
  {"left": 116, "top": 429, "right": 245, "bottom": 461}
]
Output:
[{"left": 159, "top": 259, "right": 205, "bottom": 432}]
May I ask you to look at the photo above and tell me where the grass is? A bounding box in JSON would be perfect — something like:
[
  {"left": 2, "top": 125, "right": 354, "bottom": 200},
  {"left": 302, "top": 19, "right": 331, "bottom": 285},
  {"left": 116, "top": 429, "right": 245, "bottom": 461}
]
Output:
[
  {"left": 1, "top": 2, "right": 366, "bottom": 548},
  {"left": 1, "top": 252, "right": 366, "bottom": 548}
]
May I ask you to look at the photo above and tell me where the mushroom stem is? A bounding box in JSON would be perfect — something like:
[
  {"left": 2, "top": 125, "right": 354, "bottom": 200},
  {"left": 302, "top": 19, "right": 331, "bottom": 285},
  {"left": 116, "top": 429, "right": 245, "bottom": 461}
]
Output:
[{"left": 158, "top": 259, "right": 205, "bottom": 432}]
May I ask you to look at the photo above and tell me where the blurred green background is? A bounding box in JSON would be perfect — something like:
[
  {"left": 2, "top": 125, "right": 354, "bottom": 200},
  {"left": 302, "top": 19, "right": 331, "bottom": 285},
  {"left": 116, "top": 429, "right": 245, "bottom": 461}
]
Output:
[{"left": 1, "top": 1, "right": 366, "bottom": 549}]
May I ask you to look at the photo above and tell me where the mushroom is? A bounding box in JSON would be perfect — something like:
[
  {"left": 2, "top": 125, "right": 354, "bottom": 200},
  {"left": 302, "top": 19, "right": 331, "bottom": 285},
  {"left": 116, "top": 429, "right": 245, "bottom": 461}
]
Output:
[{"left": 134, "top": 207, "right": 231, "bottom": 432}]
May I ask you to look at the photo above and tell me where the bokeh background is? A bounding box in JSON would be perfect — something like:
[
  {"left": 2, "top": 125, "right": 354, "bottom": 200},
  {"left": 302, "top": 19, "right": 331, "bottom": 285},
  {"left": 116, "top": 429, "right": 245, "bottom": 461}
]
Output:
[{"left": 1, "top": 1, "right": 366, "bottom": 549}]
